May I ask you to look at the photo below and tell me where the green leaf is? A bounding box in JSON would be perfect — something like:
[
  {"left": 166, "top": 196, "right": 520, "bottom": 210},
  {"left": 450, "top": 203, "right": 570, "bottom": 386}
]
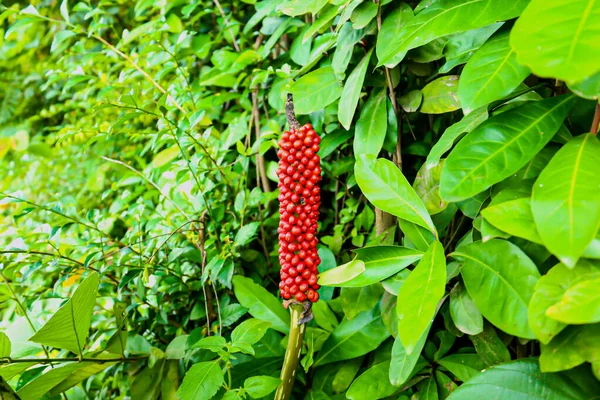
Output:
[
  {"left": 376, "top": 3, "right": 414, "bottom": 68},
  {"left": 546, "top": 277, "right": 600, "bottom": 324},
  {"left": 290, "top": 66, "right": 342, "bottom": 114},
  {"left": 353, "top": 89, "right": 388, "bottom": 157},
  {"left": 510, "top": 0, "right": 600, "bottom": 84},
  {"left": 425, "top": 107, "right": 488, "bottom": 168},
  {"left": 0, "top": 332, "right": 10, "bottom": 358},
  {"left": 17, "top": 363, "right": 86, "bottom": 399},
  {"left": 338, "top": 49, "right": 372, "bottom": 130},
  {"left": 440, "top": 95, "right": 576, "bottom": 201},
  {"left": 398, "top": 219, "right": 436, "bottom": 252},
  {"left": 532, "top": 133, "right": 600, "bottom": 268},
  {"left": 332, "top": 246, "right": 423, "bottom": 287},
  {"left": 397, "top": 240, "right": 446, "bottom": 353},
  {"left": 458, "top": 31, "right": 530, "bottom": 113},
  {"left": 450, "top": 283, "right": 483, "bottom": 335},
  {"left": 529, "top": 260, "right": 600, "bottom": 344},
  {"left": 414, "top": 160, "right": 448, "bottom": 215},
  {"left": 166, "top": 335, "right": 188, "bottom": 359},
  {"left": 177, "top": 360, "right": 223, "bottom": 400},
  {"left": 452, "top": 240, "right": 539, "bottom": 338},
  {"left": 319, "top": 259, "right": 366, "bottom": 286},
  {"left": 312, "top": 301, "right": 339, "bottom": 332},
  {"left": 539, "top": 325, "right": 600, "bottom": 373},
  {"left": 29, "top": 273, "right": 100, "bottom": 354},
  {"left": 332, "top": 356, "right": 363, "bottom": 393},
  {"left": 341, "top": 285, "right": 384, "bottom": 320},
  {"left": 390, "top": 326, "right": 430, "bottom": 386},
  {"left": 447, "top": 359, "right": 600, "bottom": 400},
  {"left": 231, "top": 319, "right": 272, "bottom": 346},
  {"left": 347, "top": 362, "right": 397, "bottom": 400},
  {"left": 244, "top": 376, "right": 281, "bottom": 398},
  {"left": 355, "top": 155, "right": 436, "bottom": 234},
  {"left": 234, "top": 222, "right": 260, "bottom": 247},
  {"left": 315, "top": 307, "right": 389, "bottom": 366},
  {"left": 440, "top": 23, "right": 503, "bottom": 73},
  {"left": 332, "top": 22, "right": 366, "bottom": 76},
  {"left": 398, "top": 90, "right": 423, "bottom": 113},
  {"left": 192, "top": 336, "right": 227, "bottom": 352},
  {"left": 420, "top": 75, "right": 461, "bottom": 114},
  {"left": 49, "top": 362, "right": 115, "bottom": 395},
  {"left": 568, "top": 71, "right": 600, "bottom": 100},
  {"left": 376, "top": 0, "right": 528, "bottom": 66},
  {"left": 481, "top": 197, "right": 542, "bottom": 244},
  {"left": 232, "top": 276, "right": 289, "bottom": 333},
  {"left": 469, "top": 322, "right": 511, "bottom": 366},
  {"left": 438, "top": 354, "right": 485, "bottom": 382}
]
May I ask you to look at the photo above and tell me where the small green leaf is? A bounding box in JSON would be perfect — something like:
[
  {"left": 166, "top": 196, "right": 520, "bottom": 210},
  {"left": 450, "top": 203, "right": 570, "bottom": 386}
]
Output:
[
  {"left": 191, "top": 336, "right": 227, "bottom": 352},
  {"left": 338, "top": 49, "right": 372, "bottom": 130},
  {"left": 0, "top": 332, "right": 11, "bottom": 358},
  {"left": 234, "top": 222, "right": 260, "bottom": 247},
  {"left": 481, "top": 197, "right": 541, "bottom": 244},
  {"left": 469, "top": 322, "right": 511, "bottom": 366},
  {"left": 546, "top": 277, "right": 600, "bottom": 324},
  {"left": 353, "top": 89, "right": 388, "bottom": 157},
  {"left": 355, "top": 155, "right": 436, "bottom": 234},
  {"left": 318, "top": 259, "right": 365, "bottom": 286},
  {"left": 347, "top": 362, "right": 397, "bottom": 400},
  {"left": 390, "top": 326, "right": 430, "bottom": 386},
  {"left": 232, "top": 276, "right": 289, "bottom": 333},
  {"left": 438, "top": 354, "right": 485, "bottom": 382},
  {"left": 397, "top": 240, "right": 446, "bottom": 353},
  {"left": 398, "top": 90, "right": 423, "bottom": 112},
  {"left": 151, "top": 145, "right": 179, "bottom": 168},
  {"left": 244, "top": 376, "right": 281, "bottom": 399},
  {"left": 420, "top": 75, "right": 461, "bottom": 114},
  {"left": 450, "top": 283, "right": 483, "bottom": 335},
  {"left": 177, "top": 360, "right": 224, "bottom": 400},
  {"left": 290, "top": 66, "right": 342, "bottom": 114},
  {"left": 231, "top": 319, "right": 272, "bottom": 346}
]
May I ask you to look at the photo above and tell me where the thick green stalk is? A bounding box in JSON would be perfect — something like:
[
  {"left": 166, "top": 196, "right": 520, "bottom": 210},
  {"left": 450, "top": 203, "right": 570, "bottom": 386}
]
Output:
[{"left": 274, "top": 304, "right": 306, "bottom": 400}]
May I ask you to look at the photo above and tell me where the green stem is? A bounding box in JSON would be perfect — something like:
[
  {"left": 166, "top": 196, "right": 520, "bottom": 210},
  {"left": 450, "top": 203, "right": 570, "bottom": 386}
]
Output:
[{"left": 274, "top": 304, "right": 307, "bottom": 400}]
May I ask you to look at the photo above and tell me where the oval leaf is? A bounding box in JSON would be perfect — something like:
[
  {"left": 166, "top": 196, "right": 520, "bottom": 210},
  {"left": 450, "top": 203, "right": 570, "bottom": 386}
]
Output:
[
  {"left": 440, "top": 95, "right": 575, "bottom": 201},
  {"left": 353, "top": 89, "right": 388, "bottom": 157},
  {"left": 532, "top": 133, "right": 600, "bottom": 268},
  {"left": 420, "top": 75, "right": 460, "bottom": 114},
  {"left": 338, "top": 49, "right": 372, "bottom": 130},
  {"left": 452, "top": 240, "right": 540, "bottom": 338},
  {"left": 232, "top": 276, "right": 289, "bottom": 333},
  {"left": 290, "top": 66, "right": 342, "bottom": 114},
  {"left": 318, "top": 259, "right": 366, "bottom": 286},
  {"left": 450, "top": 283, "right": 483, "bottom": 335}
]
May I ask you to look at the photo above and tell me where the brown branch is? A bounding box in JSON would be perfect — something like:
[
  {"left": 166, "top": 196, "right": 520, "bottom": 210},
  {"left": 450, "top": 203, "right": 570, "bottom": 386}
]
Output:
[
  {"left": 591, "top": 102, "right": 600, "bottom": 135},
  {"left": 285, "top": 94, "right": 301, "bottom": 131},
  {"left": 213, "top": 0, "right": 241, "bottom": 52},
  {"left": 194, "top": 212, "right": 216, "bottom": 336}
]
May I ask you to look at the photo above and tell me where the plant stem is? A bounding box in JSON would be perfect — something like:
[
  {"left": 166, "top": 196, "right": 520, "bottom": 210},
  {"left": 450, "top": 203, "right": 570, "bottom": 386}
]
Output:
[
  {"left": 0, "top": 356, "right": 148, "bottom": 364},
  {"left": 591, "top": 102, "right": 600, "bottom": 135},
  {"left": 274, "top": 304, "right": 307, "bottom": 400}
]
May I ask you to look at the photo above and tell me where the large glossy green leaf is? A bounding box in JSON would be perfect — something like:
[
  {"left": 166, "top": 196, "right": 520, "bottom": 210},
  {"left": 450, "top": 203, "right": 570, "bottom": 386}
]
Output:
[
  {"left": 397, "top": 240, "right": 446, "bottom": 353},
  {"left": 347, "top": 362, "right": 397, "bottom": 400},
  {"left": 458, "top": 31, "right": 530, "bottom": 113},
  {"left": 232, "top": 276, "right": 289, "bottom": 333},
  {"left": 440, "top": 23, "right": 503, "bottom": 73},
  {"left": 330, "top": 246, "right": 423, "bottom": 287},
  {"left": 318, "top": 259, "right": 366, "bottom": 286},
  {"left": 29, "top": 273, "right": 99, "bottom": 355},
  {"left": 49, "top": 362, "right": 115, "bottom": 395},
  {"left": 568, "top": 71, "right": 600, "bottom": 100},
  {"left": 414, "top": 161, "right": 448, "bottom": 214},
  {"left": 17, "top": 363, "right": 87, "bottom": 399},
  {"left": 510, "top": 0, "right": 600, "bottom": 84},
  {"left": 532, "top": 133, "right": 600, "bottom": 268},
  {"left": 338, "top": 49, "right": 372, "bottom": 130},
  {"left": 177, "top": 360, "right": 224, "bottom": 400},
  {"left": 355, "top": 155, "right": 436, "bottom": 234},
  {"left": 452, "top": 240, "right": 539, "bottom": 338},
  {"left": 481, "top": 197, "right": 542, "bottom": 244},
  {"left": 547, "top": 277, "right": 600, "bottom": 324},
  {"left": 449, "top": 282, "right": 483, "bottom": 335},
  {"left": 440, "top": 95, "right": 575, "bottom": 201},
  {"left": 447, "top": 359, "right": 600, "bottom": 400},
  {"left": 420, "top": 75, "right": 460, "bottom": 114},
  {"left": 376, "top": 3, "right": 414, "bottom": 68},
  {"left": 425, "top": 107, "right": 488, "bottom": 168},
  {"left": 376, "top": 0, "right": 529, "bottom": 67},
  {"left": 290, "top": 66, "right": 342, "bottom": 114},
  {"left": 340, "top": 285, "right": 384, "bottom": 320},
  {"left": 390, "top": 326, "right": 430, "bottom": 386},
  {"left": 539, "top": 324, "right": 600, "bottom": 372},
  {"left": 315, "top": 307, "right": 389, "bottom": 366},
  {"left": 353, "top": 89, "right": 388, "bottom": 157},
  {"left": 529, "top": 260, "right": 600, "bottom": 344}
]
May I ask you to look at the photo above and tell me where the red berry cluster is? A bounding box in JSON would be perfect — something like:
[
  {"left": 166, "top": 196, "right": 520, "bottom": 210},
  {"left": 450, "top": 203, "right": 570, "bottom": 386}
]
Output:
[{"left": 277, "top": 123, "right": 322, "bottom": 303}]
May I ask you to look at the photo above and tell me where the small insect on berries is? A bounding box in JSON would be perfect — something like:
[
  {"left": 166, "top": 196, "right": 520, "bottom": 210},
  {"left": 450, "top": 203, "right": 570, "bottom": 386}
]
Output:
[{"left": 278, "top": 123, "right": 321, "bottom": 303}]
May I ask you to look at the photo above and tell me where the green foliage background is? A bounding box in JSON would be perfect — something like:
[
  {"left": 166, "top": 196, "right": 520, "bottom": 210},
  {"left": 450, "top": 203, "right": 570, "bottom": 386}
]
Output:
[{"left": 0, "top": 0, "right": 600, "bottom": 399}]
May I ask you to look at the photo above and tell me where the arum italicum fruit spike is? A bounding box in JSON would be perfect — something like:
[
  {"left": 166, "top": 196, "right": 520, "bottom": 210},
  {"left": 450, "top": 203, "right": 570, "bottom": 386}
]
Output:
[{"left": 276, "top": 122, "right": 322, "bottom": 303}]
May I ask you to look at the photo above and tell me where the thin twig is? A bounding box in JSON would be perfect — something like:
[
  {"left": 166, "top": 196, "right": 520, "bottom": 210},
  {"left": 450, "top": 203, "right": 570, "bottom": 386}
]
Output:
[
  {"left": 213, "top": 0, "right": 241, "bottom": 52},
  {"left": 591, "top": 102, "right": 600, "bottom": 135},
  {"left": 0, "top": 356, "right": 148, "bottom": 364},
  {"left": 252, "top": 90, "right": 271, "bottom": 193}
]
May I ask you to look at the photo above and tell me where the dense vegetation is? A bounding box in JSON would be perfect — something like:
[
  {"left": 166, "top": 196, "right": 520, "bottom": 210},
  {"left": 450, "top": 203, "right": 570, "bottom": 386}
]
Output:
[{"left": 1, "top": 0, "right": 599, "bottom": 399}]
